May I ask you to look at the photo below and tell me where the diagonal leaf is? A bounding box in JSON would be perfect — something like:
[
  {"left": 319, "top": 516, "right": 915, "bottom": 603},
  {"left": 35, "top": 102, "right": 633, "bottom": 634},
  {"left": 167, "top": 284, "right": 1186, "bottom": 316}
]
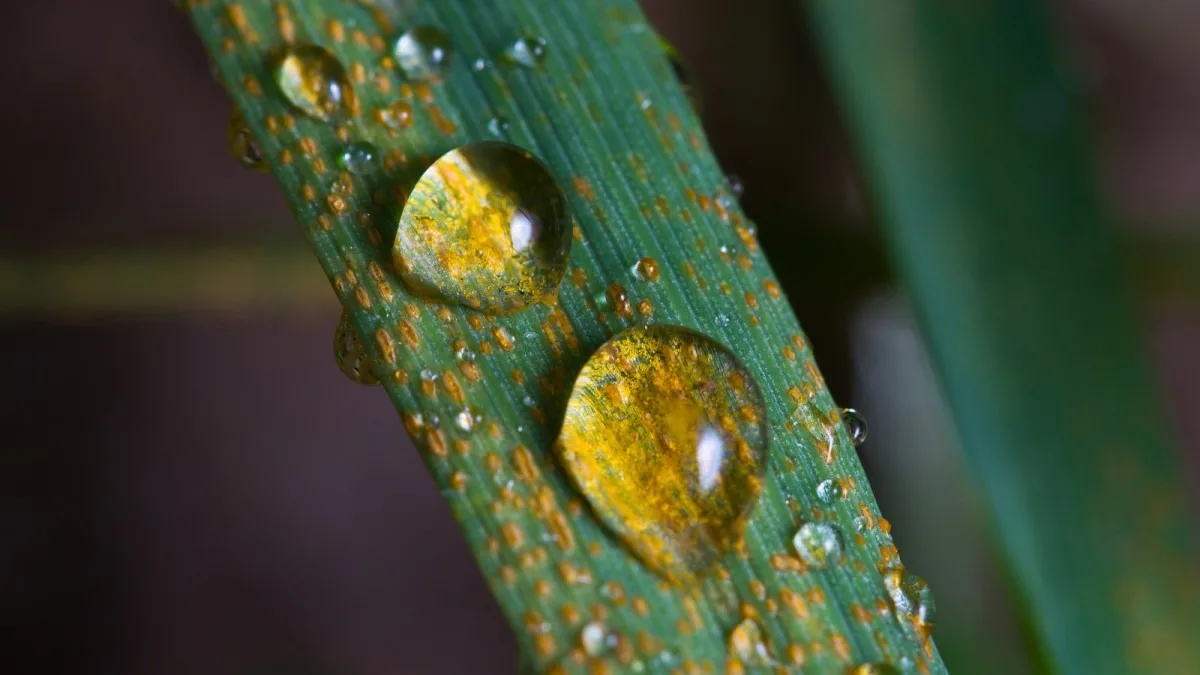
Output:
[
  {"left": 806, "top": 1, "right": 1200, "bottom": 674},
  {"left": 185, "top": 1, "right": 946, "bottom": 672}
]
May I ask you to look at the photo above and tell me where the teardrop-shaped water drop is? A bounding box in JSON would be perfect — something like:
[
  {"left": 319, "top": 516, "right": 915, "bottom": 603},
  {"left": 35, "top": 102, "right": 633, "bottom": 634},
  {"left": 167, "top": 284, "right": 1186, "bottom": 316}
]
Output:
[
  {"left": 391, "top": 141, "right": 572, "bottom": 313},
  {"left": 504, "top": 36, "right": 548, "bottom": 68},
  {"left": 884, "top": 568, "right": 937, "bottom": 638},
  {"left": 333, "top": 312, "right": 379, "bottom": 386},
  {"left": 792, "top": 522, "right": 844, "bottom": 569},
  {"left": 393, "top": 25, "right": 452, "bottom": 80},
  {"left": 274, "top": 44, "right": 355, "bottom": 121},
  {"left": 815, "top": 478, "right": 845, "bottom": 504},
  {"left": 227, "top": 107, "right": 267, "bottom": 171},
  {"left": 842, "top": 407, "right": 868, "bottom": 445},
  {"left": 555, "top": 325, "right": 768, "bottom": 585}
]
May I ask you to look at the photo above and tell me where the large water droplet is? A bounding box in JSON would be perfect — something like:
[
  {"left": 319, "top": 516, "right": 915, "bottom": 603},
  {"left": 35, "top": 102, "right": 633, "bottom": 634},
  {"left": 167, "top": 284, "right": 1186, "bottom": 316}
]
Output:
[
  {"left": 555, "top": 325, "right": 768, "bottom": 584},
  {"left": 504, "top": 36, "right": 548, "bottom": 68},
  {"left": 815, "top": 478, "right": 845, "bottom": 504},
  {"left": 227, "top": 107, "right": 267, "bottom": 172},
  {"left": 842, "top": 407, "right": 868, "bottom": 445},
  {"left": 392, "top": 141, "right": 571, "bottom": 313},
  {"left": 884, "top": 568, "right": 937, "bottom": 638},
  {"left": 274, "top": 45, "right": 355, "bottom": 121},
  {"left": 393, "top": 25, "right": 452, "bottom": 80},
  {"left": 852, "top": 664, "right": 900, "bottom": 675},
  {"left": 333, "top": 312, "right": 379, "bottom": 386},
  {"left": 792, "top": 522, "right": 843, "bottom": 569},
  {"left": 728, "top": 618, "right": 771, "bottom": 666}
]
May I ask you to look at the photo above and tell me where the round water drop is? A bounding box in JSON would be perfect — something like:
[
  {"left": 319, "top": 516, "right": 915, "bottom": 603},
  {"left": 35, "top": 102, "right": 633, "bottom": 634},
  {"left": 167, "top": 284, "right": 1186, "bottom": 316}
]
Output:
[
  {"left": 842, "top": 407, "right": 868, "bottom": 445},
  {"left": 555, "top": 325, "right": 768, "bottom": 585},
  {"left": 504, "top": 36, "right": 548, "bottom": 68},
  {"left": 227, "top": 107, "right": 267, "bottom": 172},
  {"left": 580, "top": 621, "right": 608, "bottom": 657},
  {"left": 274, "top": 44, "right": 355, "bottom": 121},
  {"left": 852, "top": 664, "right": 900, "bottom": 675},
  {"left": 728, "top": 618, "right": 771, "bottom": 666},
  {"left": 792, "top": 522, "right": 844, "bottom": 569},
  {"left": 378, "top": 100, "right": 414, "bottom": 131},
  {"left": 816, "top": 478, "right": 845, "bottom": 504},
  {"left": 884, "top": 568, "right": 937, "bottom": 638},
  {"left": 392, "top": 141, "right": 571, "bottom": 313},
  {"left": 332, "top": 312, "right": 379, "bottom": 386},
  {"left": 394, "top": 25, "right": 452, "bottom": 80},
  {"left": 338, "top": 141, "right": 378, "bottom": 173}
]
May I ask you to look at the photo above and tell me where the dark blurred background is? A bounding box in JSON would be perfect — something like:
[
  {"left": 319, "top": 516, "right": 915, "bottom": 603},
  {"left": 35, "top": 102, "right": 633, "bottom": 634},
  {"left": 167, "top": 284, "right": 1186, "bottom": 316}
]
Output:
[{"left": 2, "top": 1, "right": 1197, "bottom": 673}]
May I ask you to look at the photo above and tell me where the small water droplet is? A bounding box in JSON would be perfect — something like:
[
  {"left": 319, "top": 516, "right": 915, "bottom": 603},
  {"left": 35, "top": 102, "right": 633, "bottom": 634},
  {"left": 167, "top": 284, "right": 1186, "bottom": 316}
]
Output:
[
  {"left": 632, "top": 257, "right": 659, "bottom": 282},
  {"left": 337, "top": 141, "right": 378, "bottom": 173},
  {"left": 472, "top": 58, "right": 488, "bottom": 72},
  {"left": 504, "top": 36, "right": 548, "bottom": 68},
  {"left": 853, "top": 516, "right": 868, "bottom": 533},
  {"left": 392, "top": 141, "right": 572, "bottom": 313},
  {"left": 580, "top": 621, "right": 607, "bottom": 657},
  {"left": 227, "top": 107, "right": 267, "bottom": 171},
  {"left": 274, "top": 44, "right": 356, "bottom": 121},
  {"left": 728, "top": 618, "right": 771, "bottom": 666},
  {"left": 555, "top": 325, "right": 768, "bottom": 584},
  {"left": 884, "top": 568, "right": 937, "bottom": 638},
  {"left": 792, "top": 522, "right": 843, "bottom": 569},
  {"left": 455, "top": 407, "right": 480, "bottom": 432},
  {"left": 455, "top": 344, "right": 476, "bottom": 362},
  {"left": 420, "top": 368, "right": 438, "bottom": 383},
  {"left": 727, "top": 174, "right": 744, "bottom": 199},
  {"left": 852, "top": 664, "right": 900, "bottom": 675},
  {"left": 333, "top": 312, "right": 379, "bottom": 386},
  {"left": 841, "top": 408, "right": 868, "bottom": 445},
  {"left": 378, "top": 100, "right": 414, "bottom": 131},
  {"left": 393, "top": 25, "right": 452, "bottom": 80},
  {"left": 816, "top": 478, "right": 845, "bottom": 504},
  {"left": 715, "top": 314, "right": 730, "bottom": 327},
  {"left": 487, "top": 116, "right": 511, "bottom": 137}
]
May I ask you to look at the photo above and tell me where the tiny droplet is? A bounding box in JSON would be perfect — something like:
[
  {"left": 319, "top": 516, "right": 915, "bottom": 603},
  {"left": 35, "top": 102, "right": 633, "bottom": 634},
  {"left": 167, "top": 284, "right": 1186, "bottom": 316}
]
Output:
[
  {"left": 379, "top": 100, "right": 415, "bottom": 131},
  {"left": 274, "top": 44, "right": 356, "bottom": 121},
  {"left": 391, "top": 141, "right": 572, "bottom": 314},
  {"left": 792, "top": 522, "right": 843, "bottom": 569},
  {"left": 504, "top": 36, "right": 548, "bottom": 68},
  {"left": 488, "top": 116, "right": 511, "bottom": 137},
  {"left": 842, "top": 408, "right": 868, "bottom": 445},
  {"left": 727, "top": 174, "right": 744, "bottom": 199},
  {"left": 816, "top": 478, "right": 845, "bottom": 504},
  {"left": 394, "top": 25, "right": 453, "bottom": 80},
  {"left": 555, "top": 325, "right": 768, "bottom": 585},
  {"left": 333, "top": 312, "right": 379, "bottom": 386}
]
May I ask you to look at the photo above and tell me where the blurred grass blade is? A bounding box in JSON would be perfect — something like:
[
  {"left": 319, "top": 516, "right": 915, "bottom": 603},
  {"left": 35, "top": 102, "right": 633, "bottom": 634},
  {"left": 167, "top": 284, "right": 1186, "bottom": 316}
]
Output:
[
  {"left": 806, "top": 1, "right": 1200, "bottom": 673},
  {"left": 186, "top": 1, "right": 945, "bottom": 672}
]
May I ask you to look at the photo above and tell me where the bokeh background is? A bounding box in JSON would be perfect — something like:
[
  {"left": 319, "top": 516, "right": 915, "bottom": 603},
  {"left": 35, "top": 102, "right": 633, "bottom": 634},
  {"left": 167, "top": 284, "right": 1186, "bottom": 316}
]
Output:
[{"left": 3, "top": 1, "right": 1197, "bottom": 673}]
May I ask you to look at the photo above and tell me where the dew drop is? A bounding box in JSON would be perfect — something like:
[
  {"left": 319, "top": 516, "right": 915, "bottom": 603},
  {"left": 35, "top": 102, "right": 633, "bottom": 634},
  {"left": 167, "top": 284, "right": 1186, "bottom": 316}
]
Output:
[
  {"left": 332, "top": 312, "right": 379, "bottom": 386},
  {"left": 792, "top": 522, "right": 843, "bottom": 569},
  {"left": 555, "top": 325, "right": 768, "bottom": 584},
  {"left": 816, "top": 478, "right": 845, "bottom": 504},
  {"left": 392, "top": 141, "right": 572, "bottom": 313},
  {"left": 378, "top": 100, "right": 415, "bottom": 131},
  {"left": 393, "top": 25, "right": 452, "bottom": 80},
  {"left": 504, "top": 36, "right": 548, "bottom": 68},
  {"left": 842, "top": 407, "right": 868, "bottom": 445},
  {"left": 884, "top": 568, "right": 937, "bottom": 638},
  {"left": 274, "top": 44, "right": 356, "bottom": 121},
  {"left": 337, "top": 141, "right": 378, "bottom": 173},
  {"left": 227, "top": 107, "right": 267, "bottom": 172},
  {"left": 852, "top": 664, "right": 900, "bottom": 675},
  {"left": 455, "top": 407, "right": 480, "bottom": 432},
  {"left": 728, "top": 618, "right": 771, "bottom": 666},
  {"left": 487, "top": 116, "right": 511, "bottom": 137},
  {"left": 580, "top": 621, "right": 608, "bottom": 657}
]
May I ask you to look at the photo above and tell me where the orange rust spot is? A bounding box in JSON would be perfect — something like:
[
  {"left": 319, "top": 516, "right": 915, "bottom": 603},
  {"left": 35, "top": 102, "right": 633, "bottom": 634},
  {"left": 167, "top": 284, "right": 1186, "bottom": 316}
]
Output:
[
  {"left": 448, "top": 471, "right": 467, "bottom": 491},
  {"left": 502, "top": 522, "right": 526, "bottom": 549},
  {"left": 353, "top": 286, "right": 371, "bottom": 309},
  {"left": 397, "top": 320, "right": 419, "bottom": 349},
  {"left": 374, "top": 329, "right": 396, "bottom": 364},
  {"left": 780, "top": 588, "right": 809, "bottom": 618},
  {"left": 425, "top": 427, "right": 447, "bottom": 456},
  {"left": 573, "top": 176, "right": 597, "bottom": 201},
  {"left": 493, "top": 326, "right": 515, "bottom": 350}
]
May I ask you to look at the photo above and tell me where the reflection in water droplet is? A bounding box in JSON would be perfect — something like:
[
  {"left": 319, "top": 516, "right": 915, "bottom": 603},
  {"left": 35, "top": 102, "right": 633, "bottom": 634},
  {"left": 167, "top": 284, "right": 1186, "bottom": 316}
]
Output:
[
  {"left": 884, "top": 568, "right": 937, "bottom": 638},
  {"left": 842, "top": 407, "right": 868, "bottom": 445},
  {"left": 729, "top": 618, "right": 771, "bottom": 666},
  {"left": 227, "top": 107, "right": 267, "bottom": 171},
  {"left": 391, "top": 141, "right": 572, "bottom": 313},
  {"left": 379, "top": 100, "right": 415, "bottom": 131},
  {"left": 274, "top": 44, "right": 355, "bottom": 121},
  {"left": 852, "top": 664, "right": 900, "bottom": 675},
  {"left": 580, "top": 621, "right": 607, "bottom": 657},
  {"left": 338, "top": 141, "right": 378, "bottom": 173},
  {"left": 487, "top": 116, "right": 511, "bottom": 137},
  {"left": 727, "top": 174, "right": 744, "bottom": 199},
  {"left": 333, "top": 312, "right": 379, "bottom": 385},
  {"left": 632, "top": 257, "right": 659, "bottom": 282},
  {"left": 393, "top": 25, "right": 452, "bottom": 80},
  {"left": 504, "top": 36, "right": 548, "bottom": 67},
  {"left": 792, "top": 522, "right": 843, "bottom": 569},
  {"left": 816, "top": 478, "right": 845, "bottom": 504},
  {"left": 555, "top": 325, "right": 768, "bottom": 584}
]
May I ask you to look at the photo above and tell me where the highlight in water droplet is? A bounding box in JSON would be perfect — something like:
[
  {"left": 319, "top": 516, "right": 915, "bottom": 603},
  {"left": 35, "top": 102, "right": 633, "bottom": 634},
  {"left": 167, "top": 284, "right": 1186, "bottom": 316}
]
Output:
[
  {"left": 555, "top": 325, "right": 768, "bottom": 585},
  {"left": 333, "top": 312, "right": 379, "bottom": 386},
  {"left": 227, "top": 107, "right": 267, "bottom": 172},
  {"left": 337, "top": 141, "right": 378, "bottom": 173},
  {"left": 816, "top": 478, "right": 845, "bottom": 504},
  {"left": 792, "top": 522, "right": 843, "bottom": 569},
  {"left": 274, "top": 44, "right": 356, "bottom": 121},
  {"left": 580, "top": 621, "right": 608, "bottom": 657},
  {"left": 393, "top": 25, "right": 452, "bottom": 81},
  {"left": 842, "top": 407, "right": 868, "bottom": 445},
  {"left": 378, "top": 100, "right": 415, "bottom": 131},
  {"left": 504, "top": 36, "right": 548, "bottom": 68},
  {"left": 728, "top": 618, "right": 771, "bottom": 666},
  {"left": 391, "top": 141, "right": 572, "bottom": 313},
  {"left": 884, "top": 568, "right": 937, "bottom": 638}
]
